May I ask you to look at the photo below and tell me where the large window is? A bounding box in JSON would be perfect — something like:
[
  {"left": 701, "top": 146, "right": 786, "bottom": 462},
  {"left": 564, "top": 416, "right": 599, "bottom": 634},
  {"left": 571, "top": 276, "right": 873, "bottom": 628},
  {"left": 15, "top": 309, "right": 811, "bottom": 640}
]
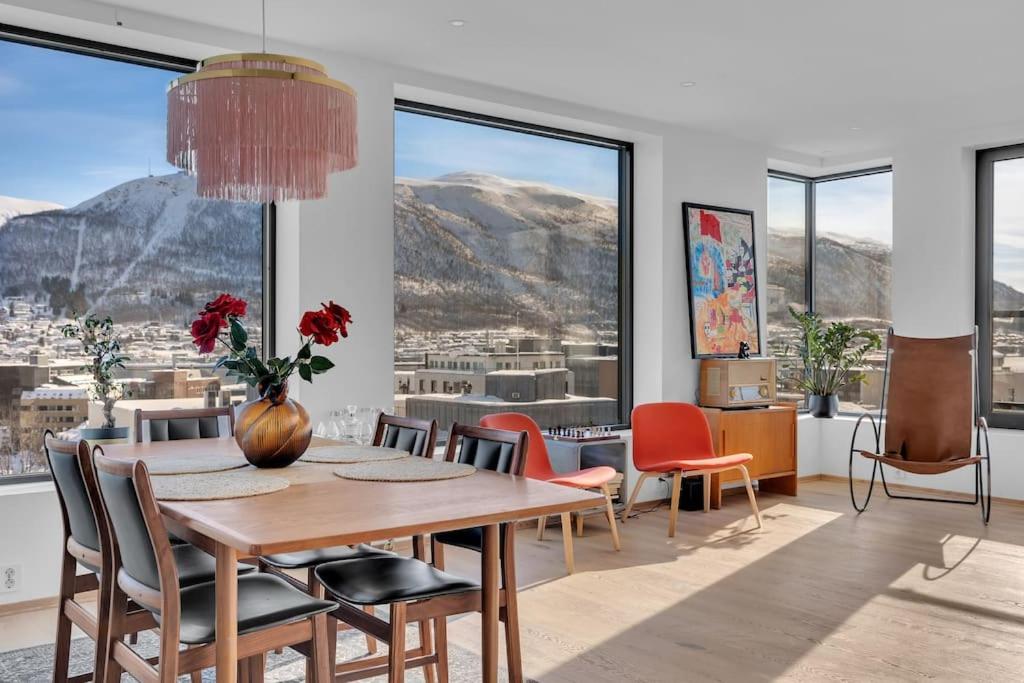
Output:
[
  {"left": 767, "top": 168, "right": 892, "bottom": 411},
  {"left": 977, "top": 144, "right": 1024, "bottom": 428},
  {"left": 393, "top": 101, "right": 632, "bottom": 430},
  {"left": 0, "top": 27, "right": 270, "bottom": 480}
]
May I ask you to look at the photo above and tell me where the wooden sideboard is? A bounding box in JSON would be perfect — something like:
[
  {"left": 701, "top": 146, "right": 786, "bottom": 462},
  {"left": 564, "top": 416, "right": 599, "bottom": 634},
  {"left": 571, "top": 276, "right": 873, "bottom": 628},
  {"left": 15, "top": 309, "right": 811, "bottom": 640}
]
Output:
[{"left": 701, "top": 404, "right": 798, "bottom": 509}]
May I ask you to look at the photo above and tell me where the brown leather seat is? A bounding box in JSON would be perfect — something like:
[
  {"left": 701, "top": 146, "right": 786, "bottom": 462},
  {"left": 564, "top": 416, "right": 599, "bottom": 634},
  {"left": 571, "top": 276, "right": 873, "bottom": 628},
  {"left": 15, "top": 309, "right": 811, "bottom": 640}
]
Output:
[{"left": 859, "top": 451, "right": 983, "bottom": 475}]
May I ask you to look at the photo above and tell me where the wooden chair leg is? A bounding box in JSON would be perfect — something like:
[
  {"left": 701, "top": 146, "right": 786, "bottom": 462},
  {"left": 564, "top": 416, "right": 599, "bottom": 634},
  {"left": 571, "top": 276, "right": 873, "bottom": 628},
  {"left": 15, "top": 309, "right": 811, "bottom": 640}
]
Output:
[
  {"left": 310, "top": 612, "right": 332, "bottom": 682},
  {"left": 157, "top": 610, "right": 180, "bottom": 683},
  {"left": 389, "top": 602, "right": 408, "bottom": 683},
  {"left": 621, "top": 471, "right": 651, "bottom": 522},
  {"left": 502, "top": 526, "right": 523, "bottom": 683},
  {"left": 237, "top": 656, "right": 251, "bottom": 682},
  {"left": 536, "top": 516, "right": 547, "bottom": 541},
  {"left": 668, "top": 471, "right": 683, "bottom": 537},
  {"left": 739, "top": 465, "right": 763, "bottom": 528},
  {"left": 703, "top": 472, "right": 711, "bottom": 513},
  {"left": 103, "top": 586, "right": 129, "bottom": 683},
  {"left": 51, "top": 553, "right": 76, "bottom": 683},
  {"left": 419, "top": 616, "right": 437, "bottom": 683},
  {"left": 93, "top": 570, "right": 113, "bottom": 683},
  {"left": 559, "top": 511, "right": 575, "bottom": 574},
  {"left": 576, "top": 512, "right": 584, "bottom": 537},
  {"left": 434, "top": 615, "right": 449, "bottom": 683},
  {"left": 249, "top": 653, "right": 266, "bottom": 683},
  {"left": 601, "top": 483, "right": 622, "bottom": 551},
  {"left": 188, "top": 645, "right": 203, "bottom": 683},
  {"left": 363, "top": 605, "right": 380, "bottom": 653}
]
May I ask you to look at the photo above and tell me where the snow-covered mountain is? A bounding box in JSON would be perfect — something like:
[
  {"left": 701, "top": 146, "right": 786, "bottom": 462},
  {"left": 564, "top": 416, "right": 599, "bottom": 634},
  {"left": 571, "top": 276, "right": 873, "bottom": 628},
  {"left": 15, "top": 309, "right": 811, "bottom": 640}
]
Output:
[
  {"left": 0, "top": 173, "right": 262, "bottom": 322},
  {"left": 394, "top": 172, "right": 618, "bottom": 335},
  {"left": 0, "top": 195, "right": 63, "bottom": 228}
]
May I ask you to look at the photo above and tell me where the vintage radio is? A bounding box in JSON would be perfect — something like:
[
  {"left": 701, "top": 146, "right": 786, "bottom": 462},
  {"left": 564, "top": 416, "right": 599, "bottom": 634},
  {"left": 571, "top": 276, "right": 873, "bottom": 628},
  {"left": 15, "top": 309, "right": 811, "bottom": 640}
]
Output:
[{"left": 699, "top": 358, "right": 776, "bottom": 409}]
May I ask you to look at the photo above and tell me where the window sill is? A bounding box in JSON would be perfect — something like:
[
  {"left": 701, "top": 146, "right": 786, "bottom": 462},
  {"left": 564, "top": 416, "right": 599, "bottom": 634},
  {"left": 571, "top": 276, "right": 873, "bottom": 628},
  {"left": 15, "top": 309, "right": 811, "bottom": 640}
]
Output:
[{"left": 0, "top": 480, "right": 54, "bottom": 497}]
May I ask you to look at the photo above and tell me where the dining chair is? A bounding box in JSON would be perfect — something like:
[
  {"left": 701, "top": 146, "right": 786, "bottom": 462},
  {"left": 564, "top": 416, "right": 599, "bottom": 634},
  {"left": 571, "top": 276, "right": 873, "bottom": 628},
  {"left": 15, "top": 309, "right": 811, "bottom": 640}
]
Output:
[
  {"left": 623, "top": 402, "right": 763, "bottom": 537},
  {"left": 430, "top": 422, "right": 528, "bottom": 680},
  {"left": 92, "top": 453, "right": 337, "bottom": 683},
  {"left": 313, "top": 422, "right": 527, "bottom": 683},
  {"left": 45, "top": 432, "right": 115, "bottom": 683},
  {"left": 479, "top": 412, "right": 620, "bottom": 573},
  {"left": 259, "top": 414, "right": 439, "bottom": 674},
  {"left": 46, "top": 433, "right": 257, "bottom": 683},
  {"left": 133, "top": 405, "right": 234, "bottom": 443}
]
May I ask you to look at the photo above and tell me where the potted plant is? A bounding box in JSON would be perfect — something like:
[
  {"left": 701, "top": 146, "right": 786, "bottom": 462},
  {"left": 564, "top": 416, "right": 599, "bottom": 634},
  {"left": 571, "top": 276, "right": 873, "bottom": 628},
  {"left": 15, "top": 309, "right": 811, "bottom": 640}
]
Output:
[
  {"left": 788, "top": 307, "right": 882, "bottom": 418},
  {"left": 61, "top": 314, "right": 130, "bottom": 442},
  {"left": 190, "top": 294, "right": 352, "bottom": 467}
]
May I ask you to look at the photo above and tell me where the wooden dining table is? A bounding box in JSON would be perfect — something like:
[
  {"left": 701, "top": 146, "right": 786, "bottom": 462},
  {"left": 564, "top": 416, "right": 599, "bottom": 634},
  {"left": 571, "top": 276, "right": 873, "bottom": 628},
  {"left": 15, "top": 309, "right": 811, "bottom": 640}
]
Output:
[{"left": 99, "top": 437, "right": 603, "bottom": 683}]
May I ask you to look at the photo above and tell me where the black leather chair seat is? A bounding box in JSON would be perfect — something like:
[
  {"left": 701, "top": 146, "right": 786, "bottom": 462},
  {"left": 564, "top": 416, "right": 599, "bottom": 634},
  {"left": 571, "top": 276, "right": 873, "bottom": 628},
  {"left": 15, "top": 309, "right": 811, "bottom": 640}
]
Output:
[
  {"left": 175, "top": 544, "right": 255, "bottom": 588},
  {"left": 433, "top": 525, "right": 507, "bottom": 554},
  {"left": 77, "top": 544, "right": 253, "bottom": 584},
  {"left": 315, "top": 556, "right": 479, "bottom": 606},
  {"left": 262, "top": 543, "right": 392, "bottom": 569},
  {"left": 170, "top": 573, "right": 337, "bottom": 644}
]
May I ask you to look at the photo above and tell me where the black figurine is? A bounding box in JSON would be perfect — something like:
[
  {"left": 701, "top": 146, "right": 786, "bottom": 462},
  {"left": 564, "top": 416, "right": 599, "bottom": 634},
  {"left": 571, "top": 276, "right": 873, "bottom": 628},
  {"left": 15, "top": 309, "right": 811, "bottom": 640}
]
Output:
[{"left": 737, "top": 341, "right": 751, "bottom": 359}]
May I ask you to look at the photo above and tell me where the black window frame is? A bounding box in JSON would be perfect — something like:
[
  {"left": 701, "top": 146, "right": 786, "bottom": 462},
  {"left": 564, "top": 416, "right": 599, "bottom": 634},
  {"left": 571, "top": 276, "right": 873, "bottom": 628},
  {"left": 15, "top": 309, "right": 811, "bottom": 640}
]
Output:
[
  {"left": 976, "top": 143, "right": 1024, "bottom": 429},
  {"left": 394, "top": 99, "right": 634, "bottom": 428},
  {"left": 0, "top": 24, "right": 276, "bottom": 484},
  {"left": 767, "top": 165, "right": 893, "bottom": 413}
]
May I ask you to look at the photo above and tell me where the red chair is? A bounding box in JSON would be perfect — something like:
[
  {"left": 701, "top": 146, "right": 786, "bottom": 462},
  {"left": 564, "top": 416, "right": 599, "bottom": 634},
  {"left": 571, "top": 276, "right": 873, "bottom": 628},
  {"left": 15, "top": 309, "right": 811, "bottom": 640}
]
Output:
[
  {"left": 480, "top": 413, "right": 621, "bottom": 573},
  {"left": 624, "top": 402, "right": 762, "bottom": 537}
]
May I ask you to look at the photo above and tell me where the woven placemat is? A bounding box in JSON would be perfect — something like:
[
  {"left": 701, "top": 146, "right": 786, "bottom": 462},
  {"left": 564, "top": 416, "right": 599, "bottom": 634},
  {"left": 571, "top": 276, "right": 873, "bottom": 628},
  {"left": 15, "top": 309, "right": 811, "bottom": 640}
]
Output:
[
  {"left": 334, "top": 458, "right": 476, "bottom": 482},
  {"left": 152, "top": 471, "right": 290, "bottom": 501},
  {"left": 301, "top": 444, "right": 410, "bottom": 464},
  {"left": 143, "top": 453, "right": 248, "bottom": 475}
]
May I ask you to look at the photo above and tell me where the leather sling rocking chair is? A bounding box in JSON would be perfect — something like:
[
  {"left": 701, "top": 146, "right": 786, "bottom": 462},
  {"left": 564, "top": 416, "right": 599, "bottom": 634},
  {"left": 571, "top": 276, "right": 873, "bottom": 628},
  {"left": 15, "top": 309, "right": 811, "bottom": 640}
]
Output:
[{"left": 849, "top": 327, "right": 992, "bottom": 524}]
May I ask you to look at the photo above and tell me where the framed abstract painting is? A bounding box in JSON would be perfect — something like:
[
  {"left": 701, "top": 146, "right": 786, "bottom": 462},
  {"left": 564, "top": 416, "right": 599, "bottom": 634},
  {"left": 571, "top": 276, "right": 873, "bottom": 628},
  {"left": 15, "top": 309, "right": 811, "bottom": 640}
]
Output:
[{"left": 682, "top": 202, "right": 761, "bottom": 358}]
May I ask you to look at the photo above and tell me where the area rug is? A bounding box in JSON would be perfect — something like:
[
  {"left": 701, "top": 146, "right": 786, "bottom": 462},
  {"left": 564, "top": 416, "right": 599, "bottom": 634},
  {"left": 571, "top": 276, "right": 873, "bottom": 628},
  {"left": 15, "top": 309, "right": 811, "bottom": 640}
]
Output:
[{"left": 0, "top": 624, "right": 503, "bottom": 681}]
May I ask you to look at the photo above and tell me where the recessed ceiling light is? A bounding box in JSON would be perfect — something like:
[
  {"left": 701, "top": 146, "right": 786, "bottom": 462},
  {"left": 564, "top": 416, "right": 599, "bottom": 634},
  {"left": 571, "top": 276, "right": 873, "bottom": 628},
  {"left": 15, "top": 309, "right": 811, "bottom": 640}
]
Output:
[
  {"left": 849, "top": 126, "right": 862, "bottom": 131},
  {"left": 680, "top": 81, "right": 697, "bottom": 88},
  {"left": 822, "top": 149, "right": 833, "bottom": 154},
  {"left": 449, "top": 19, "right": 467, "bottom": 27}
]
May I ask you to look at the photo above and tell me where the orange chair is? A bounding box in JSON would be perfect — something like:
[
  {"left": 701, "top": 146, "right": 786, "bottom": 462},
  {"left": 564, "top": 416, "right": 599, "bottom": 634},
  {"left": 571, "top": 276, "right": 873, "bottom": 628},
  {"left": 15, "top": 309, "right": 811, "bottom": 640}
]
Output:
[
  {"left": 623, "top": 402, "right": 762, "bottom": 537},
  {"left": 480, "top": 413, "right": 621, "bottom": 573}
]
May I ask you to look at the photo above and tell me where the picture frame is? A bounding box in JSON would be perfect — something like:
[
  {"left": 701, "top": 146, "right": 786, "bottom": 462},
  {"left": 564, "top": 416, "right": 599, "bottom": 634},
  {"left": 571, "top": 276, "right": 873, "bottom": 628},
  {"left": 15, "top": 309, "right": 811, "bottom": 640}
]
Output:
[{"left": 682, "top": 202, "right": 761, "bottom": 359}]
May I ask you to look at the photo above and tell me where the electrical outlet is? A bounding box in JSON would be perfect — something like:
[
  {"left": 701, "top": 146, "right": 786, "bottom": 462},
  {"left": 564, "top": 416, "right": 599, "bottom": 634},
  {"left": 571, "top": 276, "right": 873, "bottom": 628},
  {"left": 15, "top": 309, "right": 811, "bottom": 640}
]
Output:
[{"left": 0, "top": 565, "right": 20, "bottom": 593}]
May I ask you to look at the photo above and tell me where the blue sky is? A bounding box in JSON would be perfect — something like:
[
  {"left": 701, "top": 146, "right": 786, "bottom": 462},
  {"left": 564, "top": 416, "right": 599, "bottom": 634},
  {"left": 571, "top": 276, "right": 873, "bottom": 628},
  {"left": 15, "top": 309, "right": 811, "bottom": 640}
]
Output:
[
  {"left": 395, "top": 110, "right": 620, "bottom": 200},
  {"left": 768, "top": 172, "right": 893, "bottom": 246},
  {"left": 0, "top": 40, "right": 179, "bottom": 207}
]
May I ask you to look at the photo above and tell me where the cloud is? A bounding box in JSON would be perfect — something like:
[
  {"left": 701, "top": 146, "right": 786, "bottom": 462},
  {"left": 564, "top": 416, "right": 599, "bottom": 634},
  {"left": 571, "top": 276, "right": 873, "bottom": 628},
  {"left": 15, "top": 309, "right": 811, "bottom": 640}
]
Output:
[{"left": 0, "top": 72, "right": 21, "bottom": 95}]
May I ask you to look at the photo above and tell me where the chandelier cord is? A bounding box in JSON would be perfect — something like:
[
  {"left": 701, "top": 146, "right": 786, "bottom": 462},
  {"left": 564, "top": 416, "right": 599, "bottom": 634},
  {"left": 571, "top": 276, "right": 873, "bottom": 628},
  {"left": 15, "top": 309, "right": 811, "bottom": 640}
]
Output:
[{"left": 261, "top": 0, "right": 266, "bottom": 53}]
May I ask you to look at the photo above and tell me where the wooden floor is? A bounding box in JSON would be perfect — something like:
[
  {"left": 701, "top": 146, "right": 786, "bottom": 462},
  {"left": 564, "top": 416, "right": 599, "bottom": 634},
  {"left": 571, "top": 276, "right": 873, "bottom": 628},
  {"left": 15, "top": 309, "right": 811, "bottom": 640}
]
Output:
[{"left": 4, "top": 479, "right": 1024, "bottom": 681}]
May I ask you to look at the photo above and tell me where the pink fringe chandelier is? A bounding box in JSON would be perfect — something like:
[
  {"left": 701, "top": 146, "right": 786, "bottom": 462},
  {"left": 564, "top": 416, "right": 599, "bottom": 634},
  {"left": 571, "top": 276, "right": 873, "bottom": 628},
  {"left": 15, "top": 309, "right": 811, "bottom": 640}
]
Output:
[{"left": 167, "top": 53, "right": 358, "bottom": 202}]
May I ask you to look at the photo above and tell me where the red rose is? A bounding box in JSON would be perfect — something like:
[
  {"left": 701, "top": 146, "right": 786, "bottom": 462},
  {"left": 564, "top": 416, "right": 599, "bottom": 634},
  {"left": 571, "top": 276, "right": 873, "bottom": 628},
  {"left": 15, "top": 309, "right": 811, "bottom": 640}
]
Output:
[
  {"left": 204, "top": 294, "right": 247, "bottom": 320},
  {"left": 190, "top": 312, "right": 224, "bottom": 354},
  {"left": 299, "top": 310, "right": 339, "bottom": 346},
  {"left": 321, "top": 301, "right": 352, "bottom": 338}
]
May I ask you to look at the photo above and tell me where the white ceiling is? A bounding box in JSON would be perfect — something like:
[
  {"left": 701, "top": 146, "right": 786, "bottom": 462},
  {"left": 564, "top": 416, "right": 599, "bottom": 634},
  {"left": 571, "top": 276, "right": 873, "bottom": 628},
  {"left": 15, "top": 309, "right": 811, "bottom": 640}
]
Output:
[{"left": 35, "top": 1, "right": 1024, "bottom": 159}]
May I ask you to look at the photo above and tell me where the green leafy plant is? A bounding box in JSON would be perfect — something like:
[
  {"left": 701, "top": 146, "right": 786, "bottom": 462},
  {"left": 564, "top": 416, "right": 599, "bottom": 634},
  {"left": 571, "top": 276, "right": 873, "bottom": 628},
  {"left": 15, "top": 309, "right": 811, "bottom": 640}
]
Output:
[
  {"left": 61, "top": 314, "right": 129, "bottom": 429},
  {"left": 789, "top": 306, "right": 881, "bottom": 396}
]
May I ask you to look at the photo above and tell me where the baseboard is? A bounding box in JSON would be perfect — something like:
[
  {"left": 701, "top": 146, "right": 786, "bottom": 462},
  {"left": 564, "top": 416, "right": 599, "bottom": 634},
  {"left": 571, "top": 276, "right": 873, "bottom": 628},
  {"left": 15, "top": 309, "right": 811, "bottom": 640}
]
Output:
[
  {"left": 819, "top": 473, "right": 1024, "bottom": 508},
  {"left": 0, "top": 594, "right": 60, "bottom": 618}
]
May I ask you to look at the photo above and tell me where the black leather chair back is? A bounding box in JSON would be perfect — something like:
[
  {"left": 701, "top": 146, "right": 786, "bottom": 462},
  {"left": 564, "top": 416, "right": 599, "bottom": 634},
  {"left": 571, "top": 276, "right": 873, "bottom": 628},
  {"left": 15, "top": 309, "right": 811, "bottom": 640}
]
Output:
[
  {"left": 454, "top": 435, "right": 519, "bottom": 474},
  {"left": 95, "top": 465, "right": 162, "bottom": 591},
  {"left": 148, "top": 416, "right": 221, "bottom": 441},
  {"left": 381, "top": 424, "right": 429, "bottom": 456},
  {"left": 43, "top": 433, "right": 100, "bottom": 553}
]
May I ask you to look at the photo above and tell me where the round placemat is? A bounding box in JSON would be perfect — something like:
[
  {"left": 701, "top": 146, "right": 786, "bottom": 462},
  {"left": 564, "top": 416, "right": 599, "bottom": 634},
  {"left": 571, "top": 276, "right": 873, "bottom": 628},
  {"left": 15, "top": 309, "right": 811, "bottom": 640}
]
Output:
[
  {"left": 334, "top": 458, "right": 476, "bottom": 482},
  {"left": 152, "top": 471, "right": 290, "bottom": 501},
  {"left": 301, "top": 444, "right": 410, "bottom": 464},
  {"left": 143, "top": 454, "right": 248, "bottom": 476}
]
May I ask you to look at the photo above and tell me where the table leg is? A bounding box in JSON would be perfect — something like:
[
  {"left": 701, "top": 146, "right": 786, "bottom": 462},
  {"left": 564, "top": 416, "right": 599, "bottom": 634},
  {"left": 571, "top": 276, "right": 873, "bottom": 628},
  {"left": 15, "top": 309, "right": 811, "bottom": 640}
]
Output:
[
  {"left": 215, "top": 543, "right": 239, "bottom": 683},
  {"left": 481, "top": 524, "right": 500, "bottom": 683}
]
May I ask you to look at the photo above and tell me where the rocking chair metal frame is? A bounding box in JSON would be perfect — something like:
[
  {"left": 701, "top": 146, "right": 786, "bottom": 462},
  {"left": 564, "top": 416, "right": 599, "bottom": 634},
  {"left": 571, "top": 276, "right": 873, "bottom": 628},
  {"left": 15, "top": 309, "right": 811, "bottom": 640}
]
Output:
[{"left": 848, "top": 327, "right": 992, "bottom": 524}]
